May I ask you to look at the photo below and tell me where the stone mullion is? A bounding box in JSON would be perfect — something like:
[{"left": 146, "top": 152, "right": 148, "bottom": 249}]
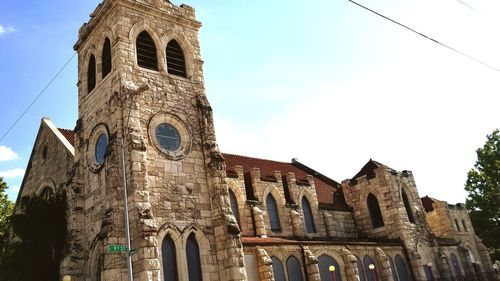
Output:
[
  {"left": 341, "top": 248, "right": 360, "bottom": 281},
  {"left": 256, "top": 248, "right": 274, "bottom": 281},
  {"left": 303, "top": 246, "right": 320, "bottom": 281},
  {"left": 375, "top": 248, "right": 394, "bottom": 281}
]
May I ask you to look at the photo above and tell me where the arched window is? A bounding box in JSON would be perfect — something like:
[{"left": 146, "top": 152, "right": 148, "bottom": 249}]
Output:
[
  {"left": 389, "top": 257, "right": 399, "bottom": 281},
  {"left": 166, "top": 39, "right": 187, "bottom": 77},
  {"left": 271, "top": 256, "right": 286, "bottom": 281},
  {"left": 162, "top": 236, "right": 178, "bottom": 281},
  {"left": 40, "top": 187, "right": 53, "bottom": 200},
  {"left": 367, "top": 193, "right": 384, "bottom": 228},
  {"left": 450, "top": 253, "right": 462, "bottom": 279},
  {"left": 136, "top": 31, "right": 158, "bottom": 70},
  {"left": 318, "top": 255, "right": 342, "bottom": 281},
  {"left": 228, "top": 189, "right": 240, "bottom": 227},
  {"left": 286, "top": 256, "right": 304, "bottom": 281},
  {"left": 363, "top": 255, "right": 379, "bottom": 281},
  {"left": 87, "top": 54, "right": 96, "bottom": 93},
  {"left": 402, "top": 190, "right": 415, "bottom": 223},
  {"left": 356, "top": 256, "right": 366, "bottom": 281},
  {"left": 266, "top": 194, "right": 281, "bottom": 232},
  {"left": 301, "top": 197, "right": 316, "bottom": 233},
  {"left": 102, "top": 37, "right": 112, "bottom": 78},
  {"left": 461, "top": 220, "right": 468, "bottom": 232},
  {"left": 395, "top": 255, "right": 410, "bottom": 281},
  {"left": 186, "top": 234, "right": 202, "bottom": 281}
]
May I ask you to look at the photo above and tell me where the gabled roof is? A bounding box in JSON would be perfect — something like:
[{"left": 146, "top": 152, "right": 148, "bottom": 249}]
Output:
[
  {"left": 58, "top": 128, "right": 75, "bottom": 147},
  {"left": 421, "top": 195, "right": 439, "bottom": 212},
  {"left": 351, "top": 159, "right": 386, "bottom": 181},
  {"left": 15, "top": 118, "right": 75, "bottom": 207}
]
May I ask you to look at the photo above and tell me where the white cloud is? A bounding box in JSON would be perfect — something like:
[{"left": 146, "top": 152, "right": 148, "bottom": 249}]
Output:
[
  {"left": 0, "top": 145, "right": 19, "bottom": 161},
  {"left": 7, "top": 185, "right": 20, "bottom": 202},
  {"left": 11, "top": 185, "right": 20, "bottom": 193},
  {"left": 0, "top": 168, "right": 25, "bottom": 179},
  {"left": 0, "top": 25, "right": 15, "bottom": 36}
]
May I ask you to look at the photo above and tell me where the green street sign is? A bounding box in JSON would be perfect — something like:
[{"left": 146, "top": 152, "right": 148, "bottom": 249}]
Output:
[{"left": 108, "top": 245, "right": 128, "bottom": 253}]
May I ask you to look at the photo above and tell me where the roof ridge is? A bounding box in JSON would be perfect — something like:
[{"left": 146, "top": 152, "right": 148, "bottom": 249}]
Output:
[
  {"left": 57, "top": 127, "right": 73, "bottom": 132},
  {"left": 222, "top": 152, "right": 290, "bottom": 165}
]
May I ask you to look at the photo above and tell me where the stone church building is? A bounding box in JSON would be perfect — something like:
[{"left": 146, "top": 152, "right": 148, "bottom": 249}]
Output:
[{"left": 15, "top": 0, "right": 499, "bottom": 281}]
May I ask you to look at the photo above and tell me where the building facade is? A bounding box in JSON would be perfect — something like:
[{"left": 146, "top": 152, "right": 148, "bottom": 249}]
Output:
[{"left": 15, "top": 1, "right": 499, "bottom": 281}]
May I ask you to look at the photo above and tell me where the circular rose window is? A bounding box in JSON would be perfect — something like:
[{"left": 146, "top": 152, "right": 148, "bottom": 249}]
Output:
[
  {"left": 155, "top": 123, "right": 181, "bottom": 151},
  {"left": 95, "top": 133, "right": 108, "bottom": 164},
  {"left": 87, "top": 124, "right": 109, "bottom": 173},
  {"left": 149, "top": 113, "right": 191, "bottom": 160}
]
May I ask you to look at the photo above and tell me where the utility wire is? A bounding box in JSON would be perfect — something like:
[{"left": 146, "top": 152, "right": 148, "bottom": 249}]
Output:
[
  {"left": 0, "top": 52, "right": 77, "bottom": 143},
  {"left": 348, "top": 0, "right": 500, "bottom": 73}
]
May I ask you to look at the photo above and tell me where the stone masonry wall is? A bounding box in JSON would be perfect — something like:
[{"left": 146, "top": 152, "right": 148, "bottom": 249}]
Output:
[
  {"left": 226, "top": 165, "right": 332, "bottom": 239},
  {"left": 243, "top": 243, "right": 408, "bottom": 281},
  {"left": 17, "top": 119, "right": 74, "bottom": 198},
  {"left": 73, "top": 0, "right": 245, "bottom": 280}
]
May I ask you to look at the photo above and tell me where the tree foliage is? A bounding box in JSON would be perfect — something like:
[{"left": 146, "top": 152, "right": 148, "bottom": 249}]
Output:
[
  {"left": 0, "top": 177, "right": 14, "bottom": 248},
  {"left": 0, "top": 191, "right": 68, "bottom": 281},
  {"left": 465, "top": 129, "right": 500, "bottom": 261}
]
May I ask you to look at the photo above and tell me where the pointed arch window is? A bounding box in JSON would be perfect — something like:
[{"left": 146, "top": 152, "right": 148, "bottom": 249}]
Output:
[
  {"left": 166, "top": 39, "right": 187, "bottom": 77},
  {"left": 266, "top": 194, "right": 281, "bottom": 232},
  {"left": 162, "top": 236, "right": 178, "bottom": 281},
  {"left": 367, "top": 193, "right": 384, "bottom": 228},
  {"left": 186, "top": 233, "right": 202, "bottom": 281},
  {"left": 286, "top": 256, "right": 304, "bottom": 281},
  {"left": 395, "top": 255, "right": 410, "bottom": 281},
  {"left": 389, "top": 257, "right": 399, "bottom": 281},
  {"left": 228, "top": 189, "right": 240, "bottom": 227},
  {"left": 40, "top": 187, "right": 54, "bottom": 200},
  {"left": 450, "top": 253, "right": 462, "bottom": 279},
  {"left": 136, "top": 31, "right": 158, "bottom": 70},
  {"left": 271, "top": 256, "right": 286, "bottom": 281},
  {"left": 301, "top": 197, "right": 316, "bottom": 233},
  {"left": 356, "top": 256, "right": 366, "bottom": 281},
  {"left": 87, "top": 54, "right": 96, "bottom": 93},
  {"left": 363, "top": 255, "right": 379, "bottom": 281},
  {"left": 102, "top": 37, "right": 112, "bottom": 78},
  {"left": 402, "top": 190, "right": 415, "bottom": 223},
  {"left": 461, "top": 220, "right": 468, "bottom": 232},
  {"left": 318, "top": 255, "right": 342, "bottom": 281}
]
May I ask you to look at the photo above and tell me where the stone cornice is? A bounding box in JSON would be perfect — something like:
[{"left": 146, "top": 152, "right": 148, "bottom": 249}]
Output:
[{"left": 74, "top": 0, "right": 201, "bottom": 51}]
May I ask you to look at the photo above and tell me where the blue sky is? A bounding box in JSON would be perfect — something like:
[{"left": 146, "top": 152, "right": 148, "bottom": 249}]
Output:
[{"left": 0, "top": 0, "right": 499, "bottom": 203}]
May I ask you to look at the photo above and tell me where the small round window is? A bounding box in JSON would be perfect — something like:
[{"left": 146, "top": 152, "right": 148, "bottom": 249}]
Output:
[
  {"left": 155, "top": 123, "right": 180, "bottom": 151},
  {"left": 148, "top": 113, "right": 191, "bottom": 160},
  {"left": 95, "top": 133, "right": 108, "bottom": 164}
]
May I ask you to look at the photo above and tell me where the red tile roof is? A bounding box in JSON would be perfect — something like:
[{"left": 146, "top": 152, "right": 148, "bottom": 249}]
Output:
[
  {"left": 223, "top": 153, "right": 350, "bottom": 210},
  {"left": 58, "top": 128, "right": 75, "bottom": 147},
  {"left": 421, "top": 196, "right": 437, "bottom": 212}
]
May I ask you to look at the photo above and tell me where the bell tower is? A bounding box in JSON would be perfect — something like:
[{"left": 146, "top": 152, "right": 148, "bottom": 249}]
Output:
[{"left": 72, "top": 1, "right": 246, "bottom": 280}]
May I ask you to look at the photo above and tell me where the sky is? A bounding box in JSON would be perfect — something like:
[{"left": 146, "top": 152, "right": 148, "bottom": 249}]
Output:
[{"left": 0, "top": 0, "right": 499, "bottom": 203}]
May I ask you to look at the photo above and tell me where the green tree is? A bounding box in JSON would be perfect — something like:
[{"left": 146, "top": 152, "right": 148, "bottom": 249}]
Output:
[
  {"left": 465, "top": 129, "right": 500, "bottom": 261},
  {"left": 0, "top": 191, "right": 67, "bottom": 281},
  {"left": 0, "top": 177, "right": 14, "bottom": 247}
]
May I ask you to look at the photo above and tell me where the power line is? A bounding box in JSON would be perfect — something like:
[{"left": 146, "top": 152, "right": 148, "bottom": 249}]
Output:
[
  {"left": 347, "top": 0, "right": 500, "bottom": 73},
  {"left": 0, "top": 52, "right": 77, "bottom": 144}
]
